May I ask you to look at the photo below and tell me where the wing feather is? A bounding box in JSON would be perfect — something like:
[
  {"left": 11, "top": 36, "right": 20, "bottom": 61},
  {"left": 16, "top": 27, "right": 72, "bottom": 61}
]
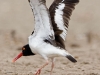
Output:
[
  {"left": 28, "top": 0, "right": 55, "bottom": 40},
  {"left": 49, "top": 0, "right": 79, "bottom": 48}
]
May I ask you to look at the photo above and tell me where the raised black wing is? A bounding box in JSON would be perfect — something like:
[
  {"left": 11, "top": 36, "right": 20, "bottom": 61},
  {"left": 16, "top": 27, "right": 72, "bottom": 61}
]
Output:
[{"left": 49, "top": 0, "right": 79, "bottom": 48}]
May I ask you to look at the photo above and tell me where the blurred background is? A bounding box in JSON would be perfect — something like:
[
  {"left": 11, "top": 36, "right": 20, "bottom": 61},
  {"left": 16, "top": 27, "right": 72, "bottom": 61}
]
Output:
[{"left": 0, "top": 0, "right": 100, "bottom": 75}]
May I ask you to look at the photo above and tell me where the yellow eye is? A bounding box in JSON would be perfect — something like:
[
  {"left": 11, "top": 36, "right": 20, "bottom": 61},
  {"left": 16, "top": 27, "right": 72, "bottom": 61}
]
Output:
[{"left": 22, "top": 47, "right": 25, "bottom": 50}]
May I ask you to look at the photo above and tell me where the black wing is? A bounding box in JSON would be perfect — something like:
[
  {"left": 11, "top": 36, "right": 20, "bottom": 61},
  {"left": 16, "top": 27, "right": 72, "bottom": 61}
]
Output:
[{"left": 49, "top": 0, "right": 79, "bottom": 49}]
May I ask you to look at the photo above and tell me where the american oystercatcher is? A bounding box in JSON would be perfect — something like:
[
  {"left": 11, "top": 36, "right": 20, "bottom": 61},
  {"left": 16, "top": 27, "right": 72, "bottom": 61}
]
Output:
[{"left": 13, "top": 0, "right": 79, "bottom": 75}]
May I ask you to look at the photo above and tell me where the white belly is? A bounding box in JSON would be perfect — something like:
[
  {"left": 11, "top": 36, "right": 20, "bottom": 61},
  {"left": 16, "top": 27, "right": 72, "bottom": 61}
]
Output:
[{"left": 28, "top": 36, "right": 65, "bottom": 59}]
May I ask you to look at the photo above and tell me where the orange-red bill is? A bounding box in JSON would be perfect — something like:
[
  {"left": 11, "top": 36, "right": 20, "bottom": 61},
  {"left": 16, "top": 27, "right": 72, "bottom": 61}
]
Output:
[{"left": 12, "top": 52, "right": 23, "bottom": 62}]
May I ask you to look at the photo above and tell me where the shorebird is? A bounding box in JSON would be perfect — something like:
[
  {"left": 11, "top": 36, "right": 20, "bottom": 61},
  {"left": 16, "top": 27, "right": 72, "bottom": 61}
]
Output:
[{"left": 13, "top": 0, "right": 79, "bottom": 75}]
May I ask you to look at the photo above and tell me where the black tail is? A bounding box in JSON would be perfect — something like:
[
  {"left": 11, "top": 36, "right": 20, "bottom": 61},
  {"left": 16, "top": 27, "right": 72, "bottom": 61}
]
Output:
[{"left": 66, "top": 55, "right": 77, "bottom": 63}]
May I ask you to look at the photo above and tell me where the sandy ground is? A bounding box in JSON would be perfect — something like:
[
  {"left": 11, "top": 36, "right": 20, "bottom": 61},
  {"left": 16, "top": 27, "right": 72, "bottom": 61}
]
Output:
[{"left": 0, "top": 0, "right": 100, "bottom": 75}]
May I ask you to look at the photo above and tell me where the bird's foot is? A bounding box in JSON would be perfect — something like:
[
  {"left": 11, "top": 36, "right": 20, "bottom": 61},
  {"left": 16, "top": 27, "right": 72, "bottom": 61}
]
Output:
[{"left": 34, "top": 69, "right": 41, "bottom": 75}]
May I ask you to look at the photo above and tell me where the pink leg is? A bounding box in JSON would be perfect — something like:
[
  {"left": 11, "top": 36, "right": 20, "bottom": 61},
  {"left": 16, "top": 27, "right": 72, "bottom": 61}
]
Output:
[
  {"left": 34, "top": 61, "right": 49, "bottom": 75},
  {"left": 50, "top": 58, "right": 55, "bottom": 75},
  {"left": 34, "top": 69, "right": 41, "bottom": 75}
]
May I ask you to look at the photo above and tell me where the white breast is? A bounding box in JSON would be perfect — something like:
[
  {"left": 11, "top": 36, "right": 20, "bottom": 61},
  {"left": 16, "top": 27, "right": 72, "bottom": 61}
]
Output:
[{"left": 28, "top": 35, "right": 43, "bottom": 54}]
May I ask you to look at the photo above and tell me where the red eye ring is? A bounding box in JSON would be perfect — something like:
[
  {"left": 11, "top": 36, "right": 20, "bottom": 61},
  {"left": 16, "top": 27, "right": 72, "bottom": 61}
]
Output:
[{"left": 22, "top": 47, "right": 25, "bottom": 50}]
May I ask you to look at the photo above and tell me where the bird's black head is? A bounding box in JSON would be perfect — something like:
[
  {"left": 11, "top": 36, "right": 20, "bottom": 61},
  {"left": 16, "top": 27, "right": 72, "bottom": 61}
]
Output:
[
  {"left": 22, "top": 44, "right": 35, "bottom": 56},
  {"left": 13, "top": 44, "right": 35, "bottom": 62}
]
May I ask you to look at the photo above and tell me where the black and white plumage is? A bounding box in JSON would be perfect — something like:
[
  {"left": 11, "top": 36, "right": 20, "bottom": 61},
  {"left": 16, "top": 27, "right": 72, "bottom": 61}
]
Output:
[
  {"left": 49, "top": 0, "right": 79, "bottom": 49},
  {"left": 13, "top": 0, "right": 79, "bottom": 75}
]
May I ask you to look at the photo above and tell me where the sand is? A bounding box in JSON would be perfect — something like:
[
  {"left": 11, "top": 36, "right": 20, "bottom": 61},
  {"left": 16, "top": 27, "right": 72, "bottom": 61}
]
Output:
[{"left": 0, "top": 0, "right": 100, "bottom": 75}]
